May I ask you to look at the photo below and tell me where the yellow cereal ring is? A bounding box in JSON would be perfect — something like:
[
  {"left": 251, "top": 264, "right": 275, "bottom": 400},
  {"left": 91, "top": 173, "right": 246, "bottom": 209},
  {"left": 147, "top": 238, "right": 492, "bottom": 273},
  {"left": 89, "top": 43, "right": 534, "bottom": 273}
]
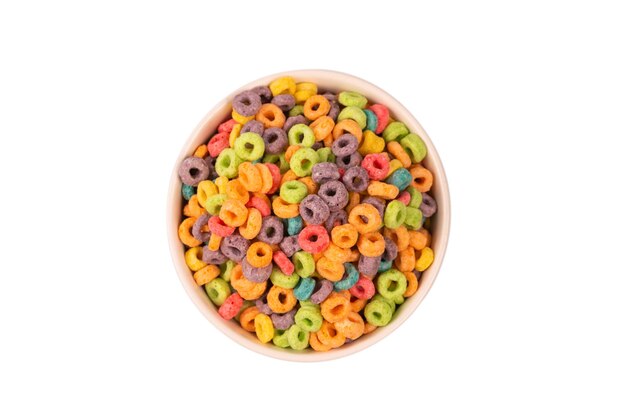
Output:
[
  {"left": 334, "top": 311, "right": 365, "bottom": 340},
  {"left": 272, "top": 196, "right": 299, "bottom": 219},
  {"left": 316, "top": 321, "right": 346, "bottom": 348},
  {"left": 387, "top": 141, "right": 412, "bottom": 168},
  {"left": 348, "top": 203, "right": 382, "bottom": 234},
  {"left": 232, "top": 109, "right": 254, "bottom": 125},
  {"left": 309, "top": 115, "right": 335, "bottom": 140},
  {"left": 193, "top": 264, "right": 220, "bottom": 286},
  {"left": 320, "top": 292, "right": 351, "bottom": 323},
  {"left": 333, "top": 119, "right": 363, "bottom": 143},
  {"left": 269, "top": 76, "right": 296, "bottom": 96},
  {"left": 358, "top": 130, "right": 385, "bottom": 155},
  {"left": 309, "top": 332, "right": 332, "bottom": 352},
  {"left": 357, "top": 232, "right": 386, "bottom": 257},
  {"left": 229, "top": 123, "right": 242, "bottom": 147},
  {"left": 415, "top": 247, "right": 434, "bottom": 272},
  {"left": 409, "top": 164, "right": 433, "bottom": 193},
  {"left": 184, "top": 246, "right": 206, "bottom": 272},
  {"left": 254, "top": 313, "right": 274, "bottom": 343},
  {"left": 403, "top": 271, "right": 419, "bottom": 297},
  {"left": 183, "top": 195, "right": 205, "bottom": 218},
  {"left": 316, "top": 256, "right": 345, "bottom": 282},
  {"left": 224, "top": 179, "right": 250, "bottom": 204},
  {"left": 219, "top": 199, "right": 248, "bottom": 227},
  {"left": 178, "top": 217, "right": 201, "bottom": 247},
  {"left": 331, "top": 224, "right": 359, "bottom": 249},
  {"left": 408, "top": 228, "right": 430, "bottom": 250},
  {"left": 384, "top": 226, "right": 410, "bottom": 252},
  {"left": 256, "top": 163, "right": 274, "bottom": 194},
  {"left": 214, "top": 176, "right": 229, "bottom": 194},
  {"left": 239, "top": 306, "right": 260, "bottom": 332},
  {"left": 385, "top": 159, "right": 404, "bottom": 178},
  {"left": 247, "top": 241, "right": 273, "bottom": 268},
  {"left": 208, "top": 233, "right": 222, "bottom": 251},
  {"left": 197, "top": 180, "right": 218, "bottom": 208},
  {"left": 395, "top": 246, "right": 416, "bottom": 272},
  {"left": 237, "top": 162, "right": 262, "bottom": 193},
  {"left": 303, "top": 95, "right": 330, "bottom": 120},
  {"left": 193, "top": 144, "right": 208, "bottom": 158},
  {"left": 256, "top": 103, "right": 285, "bottom": 129},
  {"left": 367, "top": 181, "right": 399, "bottom": 200},
  {"left": 267, "top": 285, "right": 297, "bottom": 313},
  {"left": 294, "top": 82, "right": 318, "bottom": 104},
  {"left": 239, "top": 207, "right": 262, "bottom": 240}
]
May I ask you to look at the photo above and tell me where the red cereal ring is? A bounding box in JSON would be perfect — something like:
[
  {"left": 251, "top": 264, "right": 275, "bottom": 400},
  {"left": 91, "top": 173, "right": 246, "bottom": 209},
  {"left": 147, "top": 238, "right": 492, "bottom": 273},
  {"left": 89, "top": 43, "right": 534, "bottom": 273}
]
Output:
[
  {"left": 208, "top": 132, "right": 230, "bottom": 157},
  {"left": 298, "top": 225, "right": 330, "bottom": 254},
  {"left": 397, "top": 191, "right": 411, "bottom": 205},
  {"left": 368, "top": 104, "right": 390, "bottom": 134},
  {"left": 349, "top": 276, "right": 376, "bottom": 300},
  {"left": 361, "top": 153, "right": 390, "bottom": 181},
  {"left": 246, "top": 195, "right": 271, "bottom": 217},
  {"left": 265, "top": 163, "right": 281, "bottom": 195},
  {"left": 208, "top": 215, "right": 235, "bottom": 237},
  {"left": 218, "top": 292, "right": 243, "bottom": 320},
  {"left": 218, "top": 119, "right": 237, "bottom": 134},
  {"left": 273, "top": 250, "right": 295, "bottom": 275}
]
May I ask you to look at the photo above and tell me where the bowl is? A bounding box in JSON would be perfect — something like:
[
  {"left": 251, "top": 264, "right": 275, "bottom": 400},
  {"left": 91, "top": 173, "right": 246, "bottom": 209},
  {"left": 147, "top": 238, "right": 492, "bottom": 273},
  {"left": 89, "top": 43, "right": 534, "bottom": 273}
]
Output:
[{"left": 167, "top": 70, "right": 450, "bottom": 361}]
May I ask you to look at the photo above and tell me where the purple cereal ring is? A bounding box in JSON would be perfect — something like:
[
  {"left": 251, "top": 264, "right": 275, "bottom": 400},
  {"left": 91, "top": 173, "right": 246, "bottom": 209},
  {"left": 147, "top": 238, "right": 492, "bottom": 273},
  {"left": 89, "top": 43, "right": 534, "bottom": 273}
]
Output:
[
  {"left": 358, "top": 255, "right": 382, "bottom": 278},
  {"left": 203, "top": 155, "right": 218, "bottom": 180},
  {"left": 310, "top": 279, "right": 333, "bottom": 304},
  {"left": 327, "top": 101, "right": 340, "bottom": 121},
  {"left": 318, "top": 180, "right": 349, "bottom": 211},
  {"left": 191, "top": 212, "right": 211, "bottom": 243},
  {"left": 331, "top": 134, "right": 359, "bottom": 157},
  {"left": 232, "top": 90, "right": 262, "bottom": 117},
  {"left": 251, "top": 85, "right": 272, "bottom": 103},
  {"left": 271, "top": 94, "right": 296, "bottom": 112},
  {"left": 271, "top": 309, "right": 296, "bottom": 330},
  {"left": 342, "top": 166, "right": 369, "bottom": 193},
  {"left": 312, "top": 162, "right": 340, "bottom": 184},
  {"left": 279, "top": 235, "right": 301, "bottom": 257},
  {"left": 299, "top": 194, "right": 330, "bottom": 225},
  {"left": 336, "top": 152, "right": 363, "bottom": 170},
  {"left": 241, "top": 258, "right": 272, "bottom": 283},
  {"left": 311, "top": 141, "right": 323, "bottom": 150},
  {"left": 361, "top": 196, "right": 385, "bottom": 218},
  {"left": 257, "top": 216, "right": 284, "bottom": 245},
  {"left": 420, "top": 193, "right": 438, "bottom": 218},
  {"left": 178, "top": 156, "right": 210, "bottom": 186},
  {"left": 284, "top": 115, "right": 309, "bottom": 133},
  {"left": 219, "top": 234, "right": 250, "bottom": 262},
  {"left": 325, "top": 210, "right": 348, "bottom": 231},
  {"left": 322, "top": 92, "right": 337, "bottom": 102},
  {"left": 381, "top": 237, "right": 398, "bottom": 262},
  {"left": 255, "top": 294, "right": 272, "bottom": 315},
  {"left": 202, "top": 246, "right": 227, "bottom": 265},
  {"left": 241, "top": 120, "right": 265, "bottom": 136},
  {"left": 262, "top": 127, "right": 288, "bottom": 154}
]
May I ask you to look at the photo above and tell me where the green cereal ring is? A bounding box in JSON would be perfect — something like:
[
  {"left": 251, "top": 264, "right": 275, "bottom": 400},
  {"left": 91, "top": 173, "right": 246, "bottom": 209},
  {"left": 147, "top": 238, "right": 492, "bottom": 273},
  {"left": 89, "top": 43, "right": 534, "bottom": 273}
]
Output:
[
  {"left": 234, "top": 132, "right": 266, "bottom": 161},
  {"left": 220, "top": 260, "right": 236, "bottom": 282},
  {"left": 400, "top": 133, "right": 427, "bottom": 163},
  {"left": 338, "top": 91, "right": 368, "bottom": 108},
  {"left": 215, "top": 148, "right": 243, "bottom": 178},
  {"left": 364, "top": 298, "right": 393, "bottom": 326},
  {"left": 384, "top": 200, "right": 407, "bottom": 229},
  {"left": 292, "top": 251, "right": 315, "bottom": 278},
  {"left": 272, "top": 329, "right": 290, "bottom": 348},
  {"left": 316, "top": 147, "right": 335, "bottom": 163},
  {"left": 280, "top": 180, "right": 308, "bottom": 204},
  {"left": 286, "top": 324, "right": 310, "bottom": 350},
  {"left": 372, "top": 294, "right": 396, "bottom": 315},
  {"left": 337, "top": 106, "right": 367, "bottom": 129},
  {"left": 376, "top": 269, "right": 407, "bottom": 304},
  {"left": 298, "top": 300, "right": 320, "bottom": 310},
  {"left": 289, "top": 105, "right": 304, "bottom": 117},
  {"left": 407, "top": 186, "right": 423, "bottom": 208},
  {"left": 205, "top": 193, "right": 228, "bottom": 215},
  {"left": 382, "top": 121, "right": 409, "bottom": 143},
  {"left": 204, "top": 278, "right": 231, "bottom": 306},
  {"left": 294, "top": 306, "right": 323, "bottom": 332},
  {"left": 263, "top": 153, "right": 290, "bottom": 173},
  {"left": 270, "top": 267, "right": 300, "bottom": 289},
  {"left": 290, "top": 147, "right": 319, "bottom": 177},
  {"left": 404, "top": 206, "right": 424, "bottom": 230},
  {"left": 288, "top": 124, "right": 316, "bottom": 148}
]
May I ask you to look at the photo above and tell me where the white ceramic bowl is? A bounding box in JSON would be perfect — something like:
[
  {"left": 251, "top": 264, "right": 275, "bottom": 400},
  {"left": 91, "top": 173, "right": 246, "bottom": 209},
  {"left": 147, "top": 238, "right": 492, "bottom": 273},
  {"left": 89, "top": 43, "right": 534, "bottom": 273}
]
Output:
[{"left": 167, "top": 70, "right": 450, "bottom": 361}]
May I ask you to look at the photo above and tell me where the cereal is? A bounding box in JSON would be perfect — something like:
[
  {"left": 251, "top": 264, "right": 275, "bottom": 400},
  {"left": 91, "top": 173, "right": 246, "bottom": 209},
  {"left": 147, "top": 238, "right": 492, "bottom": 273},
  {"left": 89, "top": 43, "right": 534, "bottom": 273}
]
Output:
[
  {"left": 254, "top": 313, "right": 274, "bottom": 343},
  {"left": 271, "top": 94, "right": 296, "bottom": 112},
  {"left": 312, "top": 162, "right": 340, "bottom": 184},
  {"left": 271, "top": 309, "right": 296, "bottom": 330},
  {"left": 178, "top": 156, "right": 210, "bottom": 186},
  {"left": 288, "top": 124, "right": 316, "bottom": 148},
  {"left": 420, "top": 192, "right": 438, "bottom": 217},
  {"left": 218, "top": 293, "right": 243, "bottom": 320},
  {"left": 298, "top": 225, "right": 330, "bottom": 254},
  {"left": 299, "top": 194, "right": 330, "bottom": 226}
]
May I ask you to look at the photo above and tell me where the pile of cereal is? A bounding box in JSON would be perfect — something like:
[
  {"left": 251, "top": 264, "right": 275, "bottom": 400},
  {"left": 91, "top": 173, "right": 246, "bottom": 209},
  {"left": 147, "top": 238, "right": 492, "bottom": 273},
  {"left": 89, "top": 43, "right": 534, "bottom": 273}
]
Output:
[{"left": 177, "top": 76, "right": 436, "bottom": 351}]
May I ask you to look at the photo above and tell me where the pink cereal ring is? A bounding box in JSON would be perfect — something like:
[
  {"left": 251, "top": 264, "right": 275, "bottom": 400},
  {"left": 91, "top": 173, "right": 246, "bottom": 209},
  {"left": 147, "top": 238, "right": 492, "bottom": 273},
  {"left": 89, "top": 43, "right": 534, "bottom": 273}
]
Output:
[
  {"left": 368, "top": 104, "right": 390, "bottom": 134},
  {"left": 246, "top": 195, "right": 271, "bottom": 217},
  {"left": 361, "top": 153, "right": 390, "bottom": 181},
  {"left": 265, "top": 163, "right": 281, "bottom": 195},
  {"left": 208, "top": 215, "right": 235, "bottom": 237},
  {"left": 273, "top": 250, "right": 295, "bottom": 276},
  {"left": 298, "top": 225, "right": 330, "bottom": 254},
  {"left": 218, "top": 292, "right": 243, "bottom": 320},
  {"left": 397, "top": 192, "right": 411, "bottom": 206},
  {"left": 208, "top": 132, "right": 230, "bottom": 157},
  {"left": 218, "top": 119, "right": 237, "bottom": 134},
  {"left": 349, "top": 276, "right": 376, "bottom": 300}
]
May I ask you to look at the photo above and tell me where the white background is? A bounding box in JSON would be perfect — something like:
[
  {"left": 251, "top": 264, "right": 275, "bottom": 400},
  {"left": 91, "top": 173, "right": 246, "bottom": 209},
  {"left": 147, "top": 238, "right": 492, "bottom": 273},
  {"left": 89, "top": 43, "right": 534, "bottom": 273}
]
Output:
[{"left": 1, "top": 1, "right": 625, "bottom": 416}]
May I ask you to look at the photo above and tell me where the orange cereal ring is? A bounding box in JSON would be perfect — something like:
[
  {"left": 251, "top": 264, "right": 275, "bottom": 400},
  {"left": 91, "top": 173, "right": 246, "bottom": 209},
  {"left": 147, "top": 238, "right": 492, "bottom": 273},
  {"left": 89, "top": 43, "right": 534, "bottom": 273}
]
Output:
[
  {"left": 231, "top": 265, "right": 267, "bottom": 300},
  {"left": 320, "top": 292, "right": 351, "bottom": 323},
  {"left": 335, "top": 311, "right": 365, "bottom": 340},
  {"left": 183, "top": 195, "right": 205, "bottom": 218},
  {"left": 309, "top": 332, "right": 332, "bottom": 352},
  {"left": 178, "top": 217, "right": 201, "bottom": 247},
  {"left": 193, "top": 144, "right": 208, "bottom": 158},
  {"left": 256, "top": 103, "right": 285, "bottom": 129},
  {"left": 309, "top": 116, "right": 335, "bottom": 140},
  {"left": 323, "top": 243, "right": 353, "bottom": 263},
  {"left": 347, "top": 249, "right": 360, "bottom": 263},
  {"left": 364, "top": 322, "right": 377, "bottom": 335},
  {"left": 280, "top": 169, "right": 298, "bottom": 185},
  {"left": 409, "top": 164, "right": 433, "bottom": 193},
  {"left": 403, "top": 271, "right": 419, "bottom": 297},
  {"left": 246, "top": 241, "right": 273, "bottom": 268},
  {"left": 193, "top": 264, "right": 220, "bottom": 286},
  {"left": 316, "top": 256, "right": 345, "bottom": 282},
  {"left": 395, "top": 246, "right": 416, "bottom": 272},
  {"left": 384, "top": 226, "right": 410, "bottom": 252},
  {"left": 251, "top": 191, "right": 271, "bottom": 207},
  {"left": 239, "top": 207, "right": 262, "bottom": 240},
  {"left": 237, "top": 162, "right": 262, "bottom": 192},
  {"left": 367, "top": 181, "right": 399, "bottom": 200},
  {"left": 323, "top": 132, "right": 334, "bottom": 148},
  {"left": 238, "top": 282, "right": 267, "bottom": 301},
  {"left": 272, "top": 196, "right": 299, "bottom": 219},
  {"left": 267, "top": 285, "right": 297, "bottom": 313},
  {"left": 387, "top": 141, "right": 412, "bottom": 168},
  {"left": 408, "top": 228, "right": 430, "bottom": 250},
  {"left": 331, "top": 224, "right": 359, "bottom": 249},
  {"left": 303, "top": 95, "right": 331, "bottom": 120},
  {"left": 256, "top": 163, "right": 274, "bottom": 194},
  {"left": 333, "top": 119, "right": 363, "bottom": 143},
  {"left": 357, "top": 231, "right": 386, "bottom": 257},
  {"left": 298, "top": 176, "right": 318, "bottom": 195},
  {"left": 349, "top": 293, "right": 367, "bottom": 312},
  {"left": 224, "top": 179, "right": 250, "bottom": 204},
  {"left": 284, "top": 145, "right": 301, "bottom": 162},
  {"left": 239, "top": 306, "right": 260, "bottom": 332},
  {"left": 207, "top": 233, "right": 222, "bottom": 251},
  {"left": 219, "top": 199, "right": 248, "bottom": 227},
  {"left": 346, "top": 191, "right": 361, "bottom": 214},
  {"left": 348, "top": 203, "right": 382, "bottom": 234},
  {"left": 316, "top": 320, "right": 346, "bottom": 348}
]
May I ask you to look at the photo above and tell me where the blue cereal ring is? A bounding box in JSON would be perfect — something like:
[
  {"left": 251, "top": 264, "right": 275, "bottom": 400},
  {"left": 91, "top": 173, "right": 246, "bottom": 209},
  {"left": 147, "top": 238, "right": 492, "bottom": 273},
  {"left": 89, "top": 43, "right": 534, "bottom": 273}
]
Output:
[
  {"left": 293, "top": 277, "right": 316, "bottom": 301},
  {"left": 386, "top": 168, "right": 412, "bottom": 191},
  {"left": 286, "top": 215, "right": 304, "bottom": 236},
  {"left": 334, "top": 263, "right": 359, "bottom": 291},
  {"left": 363, "top": 109, "right": 378, "bottom": 132},
  {"left": 182, "top": 184, "right": 195, "bottom": 200},
  {"left": 378, "top": 259, "right": 393, "bottom": 272}
]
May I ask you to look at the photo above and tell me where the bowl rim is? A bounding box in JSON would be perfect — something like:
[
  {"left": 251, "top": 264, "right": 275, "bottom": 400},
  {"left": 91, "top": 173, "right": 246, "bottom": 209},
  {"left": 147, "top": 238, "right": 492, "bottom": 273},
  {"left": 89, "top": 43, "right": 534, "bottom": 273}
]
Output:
[{"left": 167, "top": 69, "right": 451, "bottom": 362}]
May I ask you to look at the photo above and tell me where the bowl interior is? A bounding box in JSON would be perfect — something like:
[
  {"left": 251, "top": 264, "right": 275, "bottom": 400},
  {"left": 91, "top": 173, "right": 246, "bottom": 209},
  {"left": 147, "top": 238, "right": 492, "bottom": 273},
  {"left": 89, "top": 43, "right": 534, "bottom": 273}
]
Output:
[{"left": 167, "top": 70, "right": 450, "bottom": 361}]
